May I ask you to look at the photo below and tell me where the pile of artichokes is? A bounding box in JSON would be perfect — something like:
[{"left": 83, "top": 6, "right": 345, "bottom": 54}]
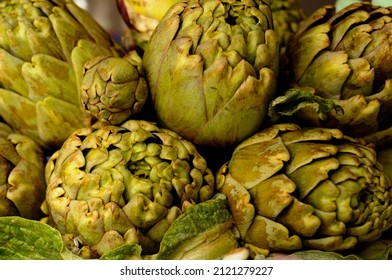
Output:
[{"left": 1, "top": 0, "right": 392, "bottom": 260}]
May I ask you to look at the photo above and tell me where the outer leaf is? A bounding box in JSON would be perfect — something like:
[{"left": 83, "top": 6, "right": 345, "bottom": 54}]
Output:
[
  {"left": 157, "top": 194, "right": 236, "bottom": 260},
  {"left": 0, "top": 216, "right": 81, "bottom": 260},
  {"left": 268, "top": 87, "right": 341, "bottom": 123}
]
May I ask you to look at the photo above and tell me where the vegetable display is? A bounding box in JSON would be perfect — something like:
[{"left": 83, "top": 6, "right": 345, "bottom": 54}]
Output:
[{"left": 0, "top": 0, "right": 392, "bottom": 260}]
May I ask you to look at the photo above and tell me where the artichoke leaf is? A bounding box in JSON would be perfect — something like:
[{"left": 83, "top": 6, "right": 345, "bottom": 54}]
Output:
[
  {"left": 298, "top": 51, "right": 351, "bottom": 99},
  {"left": 249, "top": 174, "right": 295, "bottom": 219},
  {"left": 36, "top": 97, "right": 87, "bottom": 150},
  {"left": 99, "top": 243, "right": 142, "bottom": 260},
  {"left": 156, "top": 194, "right": 234, "bottom": 260},
  {"left": 229, "top": 136, "right": 290, "bottom": 188},
  {"left": 0, "top": 89, "right": 38, "bottom": 141},
  {"left": 303, "top": 236, "right": 358, "bottom": 251},
  {"left": 216, "top": 166, "right": 255, "bottom": 238},
  {"left": 0, "top": 48, "right": 29, "bottom": 95},
  {"left": 268, "top": 87, "right": 341, "bottom": 124},
  {"left": 22, "top": 54, "right": 77, "bottom": 103},
  {"left": 0, "top": 216, "right": 81, "bottom": 260},
  {"left": 244, "top": 215, "right": 302, "bottom": 252}
]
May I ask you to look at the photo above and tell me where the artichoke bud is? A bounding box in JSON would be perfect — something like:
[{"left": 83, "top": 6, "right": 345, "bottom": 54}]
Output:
[
  {"left": 281, "top": 2, "right": 392, "bottom": 147},
  {"left": 81, "top": 50, "right": 148, "bottom": 125},
  {"left": 143, "top": 0, "right": 280, "bottom": 148},
  {"left": 44, "top": 120, "right": 215, "bottom": 258},
  {"left": 217, "top": 123, "right": 392, "bottom": 252}
]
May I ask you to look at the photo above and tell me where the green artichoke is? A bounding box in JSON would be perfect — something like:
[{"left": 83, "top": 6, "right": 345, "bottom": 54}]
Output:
[
  {"left": 142, "top": 0, "right": 279, "bottom": 148},
  {"left": 43, "top": 120, "right": 215, "bottom": 258},
  {"left": 216, "top": 123, "right": 392, "bottom": 252},
  {"left": 0, "top": 121, "right": 46, "bottom": 220},
  {"left": 0, "top": 0, "right": 123, "bottom": 151},
  {"left": 81, "top": 50, "right": 148, "bottom": 125},
  {"left": 275, "top": 2, "right": 392, "bottom": 148}
]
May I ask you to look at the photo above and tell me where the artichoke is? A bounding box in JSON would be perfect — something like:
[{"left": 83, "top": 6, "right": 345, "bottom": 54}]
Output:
[
  {"left": 0, "top": 120, "right": 46, "bottom": 220},
  {"left": 274, "top": 2, "right": 392, "bottom": 148},
  {"left": 216, "top": 123, "right": 392, "bottom": 252},
  {"left": 43, "top": 119, "right": 215, "bottom": 258},
  {"left": 142, "top": 0, "right": 279, "bottom": 148},
  {"left": 0, "top": 0, "right": 123, "bottom": 151},
  {"left": 81, "top": 50, "right": 148, "bottom": 125}
]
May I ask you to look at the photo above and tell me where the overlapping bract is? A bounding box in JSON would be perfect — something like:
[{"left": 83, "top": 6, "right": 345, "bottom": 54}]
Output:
[
  {"left": 0, "top": 120, "right": 46, "bottom": 220},
  {"left": 0, "top": 0, "right": 123, "bottom": 151},
  {"left": 216, "top": 123, "right": 392, "bottom": 252},
  {"left": 43, "top": 120, "right": 215, "bottom": 258},
  {"left": 81, "top": 51, "right": 148, "bottom": 125},
  {"left": 143, "top": 0, "right": 279, "bottom": 148}
]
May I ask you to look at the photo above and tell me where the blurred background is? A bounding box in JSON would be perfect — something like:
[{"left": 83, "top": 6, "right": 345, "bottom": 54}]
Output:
[{"left": 74, "top": 0, "right": 336, "bottom": 41}]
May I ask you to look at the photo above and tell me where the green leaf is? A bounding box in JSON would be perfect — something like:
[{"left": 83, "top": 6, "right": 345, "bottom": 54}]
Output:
[
  {"left": 99, "top": 243, "right": 143, "bottom": 260},
  {"left": 0, "top": 216, "right": 81, "bottom": 260},
  {"left": 157, "top": 194, "right": 235, "bottom": 260},
  {"left": 268, "top": 88, "right": 341, "bottom": 123}
]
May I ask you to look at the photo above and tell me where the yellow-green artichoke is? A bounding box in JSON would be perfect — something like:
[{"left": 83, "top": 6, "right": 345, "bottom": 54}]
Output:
[
  {"left": 216, "top": 123, "right": 392, "bottom": 253},
  {"left": 271, "top": 2, "right": 392, "bottom": 149},
  {"left": 81, "top": 50, "right": 148, "bottom": 125},
  {"left": 142, "top": 0, "right": 279, "bottom": 148},
  {"left": 43, "top": 120, "right": 215, "bottom": 258},
  {"left": 0, "top": 0, "right": 123, "bottom": 151},
  {"left": 0, "top": 120, "right": 46, "bottom": 220}
]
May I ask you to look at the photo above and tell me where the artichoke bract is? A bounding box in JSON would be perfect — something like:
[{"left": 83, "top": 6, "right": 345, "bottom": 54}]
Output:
[
  {"left": 280, "top": 3, "right": 392, "bottom": 148},
  {"left": 0, "top": 0, "right": 123, "bottom": 151},
  {"left": 216, "top": 123, "right": 392, "bottom": 252},
  {"left": 43, "top": 120, "right": 215, "bottom": 258},
  {"left": 81, "top": 51, "right": 148, "bottom": 125},
  {"left": 0, "top": 121, "right": 46, "bottom": 220},
  {"left": 143, "top": 0, "right": 279, "bottom": 148}
]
